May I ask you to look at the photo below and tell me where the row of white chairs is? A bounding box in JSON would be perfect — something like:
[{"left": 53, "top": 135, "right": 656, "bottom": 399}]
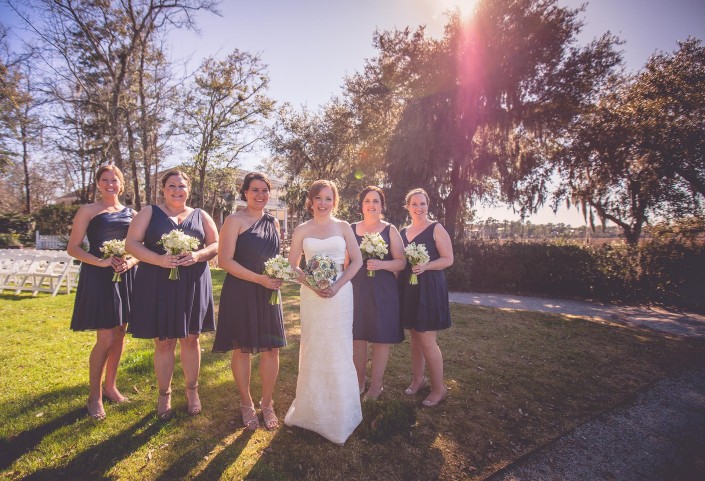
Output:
[{"left": 0, "top": 249, "right": 80, "bottom": 296}]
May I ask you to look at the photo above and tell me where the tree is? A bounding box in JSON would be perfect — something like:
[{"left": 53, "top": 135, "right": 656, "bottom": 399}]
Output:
[
  {"left": 344, "top": 0, "right": 621, "bottom": 239},
  {"left": 180, "top": 50, "right": 274, "bottom": 207}
]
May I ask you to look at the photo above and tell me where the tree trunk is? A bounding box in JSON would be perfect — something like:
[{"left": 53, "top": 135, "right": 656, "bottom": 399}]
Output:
[{"left": 21, "top": 122, "right": 31, "bottom": 214}]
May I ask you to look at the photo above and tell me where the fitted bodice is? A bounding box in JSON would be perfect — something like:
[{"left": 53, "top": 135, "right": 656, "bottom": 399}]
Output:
[{"left": 302, "top": 236, "right": 346, "bottom": 266}]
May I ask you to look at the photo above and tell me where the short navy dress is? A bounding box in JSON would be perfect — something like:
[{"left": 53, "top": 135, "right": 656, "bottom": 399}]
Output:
[
  {"left": 399, "top": 222, "right": 451, "bottom": 332},
  {"left": 129, "top": 207, "right": 215, "bottom": 340},
  {"left": 212, "top": 213, "right": 286, "bottom": 353},
  {"left": 71, "top": 207, "right": 135, "bottom": 331},
  {"left": 351, "top": 223, "right": 403, "bottom": 343}
]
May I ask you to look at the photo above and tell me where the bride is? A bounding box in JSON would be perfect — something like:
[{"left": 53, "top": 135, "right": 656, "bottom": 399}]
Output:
[{"left": 284, "top": 180, "right": 363, "bottom": 445}]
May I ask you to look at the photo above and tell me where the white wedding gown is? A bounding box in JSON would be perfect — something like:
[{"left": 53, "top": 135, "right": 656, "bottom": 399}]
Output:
[{"left": 284, "top": 236, "right": 362, "bottom": 445}]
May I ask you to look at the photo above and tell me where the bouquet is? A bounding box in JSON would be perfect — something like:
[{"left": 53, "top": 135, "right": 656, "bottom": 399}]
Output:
[
  {"left": 359, "top": 232, "right": 388, "bottom": 277},
  {"left": 404, "top": 242, "right": 430, "bottom": 285},
  {"left": 100, "top": 239, "right": 131, "bottom": 282},
  {"left": 304, "top": 254, "right": 338, "bottom": 291},
  {"left": 158, "top": 229, "right": 201, "bottom": 280},
  {"left": 263, "top": 255, "right": 297, "bottom": 305}
]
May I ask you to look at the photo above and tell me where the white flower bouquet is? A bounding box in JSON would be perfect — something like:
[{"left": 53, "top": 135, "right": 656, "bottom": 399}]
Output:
[
  {"left": 158, "top": 229, "right": 201, "bottom": 280},
  {"left": 100, "top": 239, "right": 131, "bottom": 282},
  {"left": 263, "top": 255, "right": 297, "bottom": 304},
  {"left": 359, "top": 232, "right": 388, "bottom": 277},
  {"left": 304, "top": 254, "right": 338, "bottom": 291},
  {"left": 404, "top": 242, "right": 430, "bottom": 285}
]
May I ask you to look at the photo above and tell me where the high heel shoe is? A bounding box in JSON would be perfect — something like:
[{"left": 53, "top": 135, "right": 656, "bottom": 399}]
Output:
[
  {"left": 260, "top": 400, "right": 279, "bottom": 430},
  {"left": 421, "top": 386, "right": 448, "bottom": 407},
  {"left": 157, "top": 389, "right": 172, "bottom": 420},
  {"left": 404, "top": 378, "right": 428, "bottom": 395},
  {"left": 240, "top": 403, "right": 259, "bottom": 430},
  {"left": 86, "top": 399, "right": 106, "bottom": 420},
  {"left": 186, "top": 383, "right": 201, "bottom": 415},
  {"left": 363, "top": 386, "right": 384, "bottom": 401}
]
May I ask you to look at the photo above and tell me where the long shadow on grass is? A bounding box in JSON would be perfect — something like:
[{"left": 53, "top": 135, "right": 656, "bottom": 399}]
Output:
[{"left": 20, "top": 413, "right": 161, "bottom": 481}]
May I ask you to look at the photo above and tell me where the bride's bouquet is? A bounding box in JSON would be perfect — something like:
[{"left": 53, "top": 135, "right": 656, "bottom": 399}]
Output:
[
  {"left": 158, "top": 229, "right": 201, "bottom": 280},
  {"left": 100, "top": 239, "right": 131, "bottom": 282},
  {"left": 359, "top": 232, "right": 388, "bottom": 277},
  {"left": 263, "top": 255, "right": 297, "bottom": 305},
  {"left": 304, "top": 254, "right": 338, "bottom": 291},
  {"left": 404, "top": 242, "right": 430, "bottom": 285}
]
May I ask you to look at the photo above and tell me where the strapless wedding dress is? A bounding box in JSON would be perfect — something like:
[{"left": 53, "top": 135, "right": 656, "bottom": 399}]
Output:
[{"left": 284, "top": 236, "right": 362, "bottom": 445}]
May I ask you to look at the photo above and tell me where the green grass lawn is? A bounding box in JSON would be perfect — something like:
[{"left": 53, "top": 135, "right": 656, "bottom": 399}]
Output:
[{"left": 1, "top": 269, "right": 703, "bottom": 481}]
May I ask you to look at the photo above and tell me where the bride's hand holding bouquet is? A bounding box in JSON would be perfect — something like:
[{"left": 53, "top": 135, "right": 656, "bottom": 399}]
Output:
[{"left": 304, "top": 254, "right": 338, "bottom": 298}]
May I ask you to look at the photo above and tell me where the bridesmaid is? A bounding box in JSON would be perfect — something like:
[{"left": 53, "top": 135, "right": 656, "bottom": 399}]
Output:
[
  {"left": 398, "top": 188, "right": 454, "bottom": 407},
  {"left": 212, "top": 172, "right": 286, "bottom": 431},
  {"left": 68, "top": 165, "right": 138, "bottom": 419},
  {"left": 126, "top": 170, "right": 218, "bottom": 419},
  {"left": 350, "top": 186, "right": 405, "bottom": 400}
]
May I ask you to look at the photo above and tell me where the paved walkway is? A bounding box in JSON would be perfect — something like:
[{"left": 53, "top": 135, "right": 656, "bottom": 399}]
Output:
[
  {"left": 449, "top": 291, "right": 705, "bottom": 339},
  {"left": 449, "top": 292, "right": 705, "bottom": 481}
]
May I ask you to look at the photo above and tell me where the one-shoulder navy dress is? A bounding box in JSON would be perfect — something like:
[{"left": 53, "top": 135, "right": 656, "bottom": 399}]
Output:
[
  {"left": 71, "top": 207, "right": 136, "bottom": 331},
  {"left": 398, "top": 222, "right": 451, "bottom": 332},
  {"left": 351, "top": 223, "right": 403, "bottom": 343},
  {"left": 212, "top": 213, "right": 286, "bottom": 353},
  {"left": 129, "top": 207, "right": 215, "bottom": 340}
]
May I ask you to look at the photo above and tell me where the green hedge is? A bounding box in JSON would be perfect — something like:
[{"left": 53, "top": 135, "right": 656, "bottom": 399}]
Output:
[
  {"left": 446, "top": 239, "right": 705, "bottom": 312},
  {"left": 0, "top": 213, "right": 35, "bottom": 244}
]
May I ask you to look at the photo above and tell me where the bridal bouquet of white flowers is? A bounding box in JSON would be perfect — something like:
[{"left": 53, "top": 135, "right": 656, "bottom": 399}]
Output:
[
  {"left": 304, "top": 254, "right": 337, "bottom": 291},
  {"left": 359, "top": 232, "right": 388, "bottom": 277},
  {"left": 263, "top": 255, "right": 297, "bottom": 304},
  {"left": 158, "top": 229, "right": 201, "bottom": 280},
  {"left": 100, "top": 239, "right": 131, "bottom": 282},
  {"left": 404, "top": 242, "right": 430, "bottom": 285}
]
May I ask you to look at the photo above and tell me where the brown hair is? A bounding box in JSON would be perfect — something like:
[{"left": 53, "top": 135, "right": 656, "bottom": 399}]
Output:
[
  {"left": 161, "top": 169, "right": 190, "bottom": 188},
  {"left": 305, "top": 180, "right": 339, "bottom": 215},
  {"left": 404, "top": 188, "right": 429, "bottom": 206},
  {"left": 358, "top": 186, "right": 386, "bottom": 213},
  {"left": 95, "top": 164, "right": 125, "bottom": 195},
  {"left": 240, "top": 172, "right": 272, "bottom": 201}
]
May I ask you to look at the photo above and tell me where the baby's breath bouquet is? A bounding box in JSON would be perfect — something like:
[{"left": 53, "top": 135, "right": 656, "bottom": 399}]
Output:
[
  {"left": 100, "top": 239, "right": 130, "bottom": 282},
  {"left": 404, "top": 242, "right": 430, "bottom": 285},
  {"left": 359, "top": 232, "right": 388, "bottom": 277},
  {"left": 304, "top": 254, "right": 338, "bottom": 291},
  {"left": 158, "top": 229, "right": 201, "bottom": 280},
  {"left": 263, "top": 255, "right": 297, "bottom": 304}
]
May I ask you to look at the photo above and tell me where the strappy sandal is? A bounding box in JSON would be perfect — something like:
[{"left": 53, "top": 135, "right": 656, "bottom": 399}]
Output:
[
  {"left": 186, "top": 383, "right": 202, "bottom": 415},
  {"left": 86, "top": 399, "right": 106, "bottom": 420},
  {"left": 157, "top": 389, "right": 172, "bottom": 420},
  {"left": 240, "top": 403, "right": 259, "bottom": 430},
  {"left": 260, "top": 400, "right": 279, "bottom": 430}
]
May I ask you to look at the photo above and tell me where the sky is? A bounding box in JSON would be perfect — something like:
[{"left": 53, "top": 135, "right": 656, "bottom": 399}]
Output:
[{"left": 3, "top": 0, "right": 705, "bottom": 225}]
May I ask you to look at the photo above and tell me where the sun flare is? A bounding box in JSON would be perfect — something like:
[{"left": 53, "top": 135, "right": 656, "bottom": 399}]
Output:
[{"left": 435, "top": 0, "right": 480, "bottom": 20}]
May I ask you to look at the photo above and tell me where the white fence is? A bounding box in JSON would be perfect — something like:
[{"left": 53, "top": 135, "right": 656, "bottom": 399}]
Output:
[
  {"left": 35, "top": 232, "right": 66, "bottom": 250},
  {"left": 0, "top": 249, "right": 80, "bottom": 296}
]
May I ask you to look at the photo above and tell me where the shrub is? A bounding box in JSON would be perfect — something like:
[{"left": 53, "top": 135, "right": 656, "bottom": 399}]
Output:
[
  {"left": 33, "top": 204, "right": 80, "bottom": 235},
  {"left": 0, "top": 233, "right": 23, "bottom": 248},
  {"left": 0, "top": 213, "right": 35, "bottom": 244}
]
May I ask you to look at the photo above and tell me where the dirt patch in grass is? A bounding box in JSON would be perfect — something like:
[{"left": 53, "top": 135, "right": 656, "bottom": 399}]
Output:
[{"left": 2, "top": 273, "right": 704, "bottom": 481}]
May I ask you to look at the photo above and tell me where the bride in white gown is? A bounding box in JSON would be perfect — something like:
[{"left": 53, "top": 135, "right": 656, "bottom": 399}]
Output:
[{"left": 284, "top": 180, "right": 363, "bottom": 445}]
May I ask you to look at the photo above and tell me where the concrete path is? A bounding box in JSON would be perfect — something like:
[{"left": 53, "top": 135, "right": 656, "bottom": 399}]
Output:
[
  {"left": 449, "top": 292, "right": 705, "bottom": 481},
  {"left": 449, "top": 291, "right": 705, "bottom": 339}
]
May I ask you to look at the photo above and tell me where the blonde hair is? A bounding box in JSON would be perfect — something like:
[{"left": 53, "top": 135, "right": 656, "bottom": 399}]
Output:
[
  {"left": 404, "top": 188, "right": 429, "bottom": 206},
  {"left": 95, "top": 165, "right": 125, "bottom": 195}
]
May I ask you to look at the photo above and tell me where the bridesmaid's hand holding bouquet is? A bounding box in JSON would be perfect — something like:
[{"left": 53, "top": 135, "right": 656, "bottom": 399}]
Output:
[
  {"left": 100, "top": 239, "right": 131, "bottom": 282},
  {"left": 359, "top": 232, "right": 388, "bottom": 277},
  {"left": 263, "top": 255, "right": 297, "bottom": 304},
  {"left": 404, "top": 242, "right": 429, "bottom": 285},
  {"left": 158, "top": 229, "right": 201, "bottom": 280}
]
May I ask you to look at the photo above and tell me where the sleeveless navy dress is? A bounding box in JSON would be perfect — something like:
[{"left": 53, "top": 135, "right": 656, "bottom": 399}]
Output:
[
  {"left": 129, "top": 207, "right": 215, "bottom": 340},
  {"left": 351, "top": 223, "right": 403, "bottom": 343},
  {"left": 399, "top": 222, "right": 451, "bottom": 332},
  {"left": 212, "top": 213, "right": 286, "bottom": 353},
  {"left": 71, "top": 207, "right": 135, "bottom": 331}
]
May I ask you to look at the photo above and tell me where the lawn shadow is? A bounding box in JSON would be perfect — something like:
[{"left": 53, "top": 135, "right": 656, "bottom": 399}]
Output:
[{"left": 20, "top": 413, "right": 162, "bottom": 481}]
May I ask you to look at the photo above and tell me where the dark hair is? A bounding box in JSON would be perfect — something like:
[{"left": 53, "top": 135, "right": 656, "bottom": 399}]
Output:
[
  {"left": 161, "top": 169, "right": 190, "bottom": 188},
  {"left": 240, "top": 172, "right": 272, "bottom": 201},
  {"left": 95, "top": 164, "right": 125, "bottom": 195},
  {"left": 305, "top": 180, "right": 339, "bottom": 215},
  {"left": 404, "top": 188, "right": 429, "bottom": 206},
  {"left": 358, "top": 186, "right": 386, "bottom": 213}
]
